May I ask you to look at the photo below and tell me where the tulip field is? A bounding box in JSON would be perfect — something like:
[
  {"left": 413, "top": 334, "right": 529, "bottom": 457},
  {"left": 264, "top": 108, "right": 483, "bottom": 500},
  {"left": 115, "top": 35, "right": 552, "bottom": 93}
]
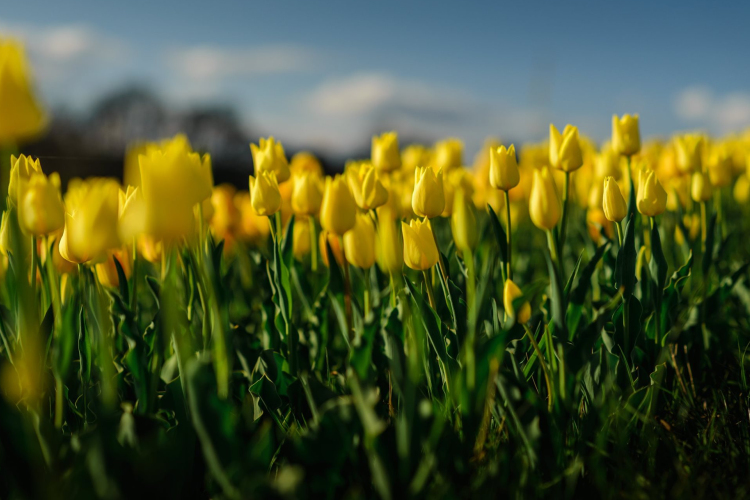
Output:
[{"left": 4, "top": 39, "right": 750, "bottom": 500}]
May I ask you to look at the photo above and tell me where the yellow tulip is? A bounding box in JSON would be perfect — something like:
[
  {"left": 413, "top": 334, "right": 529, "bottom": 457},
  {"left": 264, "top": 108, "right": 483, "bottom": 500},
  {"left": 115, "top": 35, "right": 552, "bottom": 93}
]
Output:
[
  {"left": 291, "top": 171, "right": 324, "bottom": 216},
  {"left": 371, "top": 131, "right": 401, "bottom": 172},
  {"left": 636, "top": 168, "right": 667, "bottom": 217},
  {"left": 450, "top": 188, "right": 477, "bottom": 253},
  {"left": 402, "top": 218, "right": 439, "bottom": 271},
  {"left": 401, "top": 144, "right": 432, "bottom": 172},
  {"left": 320, "top": 174, "right": 356, "bottom": 236},
  {"left": 292, "top": 217, "right": 311, "bottom": 261},
  {"left": 529, "top": 167, "right": 561, "bottom": 231},
  {"left": 290, "top": 151, "right": 323, "bottom": 176},
  {"left": 549, "top": 124, "right": 583, "bottom": 173},
  {"left": 343, "top": 213, "right": 376, "bottom": 269},
  {"left": 18, "top": 172, "right": 65, "bottom": 236},
  {"left": 734, "top": 175, "right": 750, "bottom": 205},
  {"left": 249, "top": 170, "right": 282, "bottom": 217},
  {"left": 346, "top": 161, "right": 389, "bottom": 210},
  {"left": 139, "top": 135, "right": 213, "bottom": 239},
  {"left": 611, "top": 114, "right": 641, "bottom": 156},
  {"left": 250, "top": 136, "right": 290, "bottom": 183},
  {"left": 674, "top": 134, "right": 704, "bottom": 174},
  {"left": 412, "top": 166, "right": 445, "bottom": 218},
  {"left": 602, "top": 177, "right": 627, "bottom": 222},
  {"left": 8, "top": 154, "right": 42, "bottom": 205},
  {"left": 503, "top": 279, "right": 531, "bottom": 324},
  {"left": 690, "top": 171, "right": 712, "bottom": 202},
  {"left": 95, "top": 247, "right": 131, "bottom": 288},
  {"left": 489, "top": 144, "right": 520, "bottom": 191},
  {"left": 432, "top": 138, "right": 463, "bottom": 172},
  {"left": 0, "top": 211, "right": 10, "bottom": 256},
  {"left": 376, "top": 208, "right": 403, "bottom": 274},
  {"left": 59, "top": 178, "right": 121, "bottom": 264},
  {"left": 0, "top": 40, "right": 46, "bottom": 144}
]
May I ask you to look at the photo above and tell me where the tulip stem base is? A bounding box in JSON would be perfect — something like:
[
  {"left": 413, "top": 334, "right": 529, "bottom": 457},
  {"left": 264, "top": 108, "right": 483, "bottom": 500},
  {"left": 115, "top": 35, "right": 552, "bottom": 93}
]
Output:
[
  {"left": 559, "top": 172, "right": 571, "bottom": 257},
  {"left": 339, "top": 236, "right": 353, "bottom": 329}
]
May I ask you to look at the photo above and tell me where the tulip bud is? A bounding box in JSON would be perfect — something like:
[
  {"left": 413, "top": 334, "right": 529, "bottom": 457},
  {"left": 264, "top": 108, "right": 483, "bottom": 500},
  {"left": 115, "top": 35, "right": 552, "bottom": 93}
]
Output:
[
  {"left": 432, "top": 138, "right": 463, "bottom": 172},
  {"left": 249, "top": 170, "right": 282, "bottom": 216},
  {"left": 549, "top": 124, "right": 583, "bottom": 173},
  {"left": 292, "top": 217, "right": 311, "bottom": 261},
  {"left": 0, "top": 211, "right": 10, "bottom": 256},
  {"left": 402, "top": 218, "right": 439, "bottom": 271},
  {"left": 602, "top": 177, "right": 627, "bottom": 222},
  {"left": 376, "top": 208, "right": 403, "bottom": 274},
  {"left": 734, "top": 175, "right": 750, "bottom": 205},
  {"left": 489, "top": 144, "right": 520, "bottom": 191},
  {"left": 412, "top": 166, "right": 445, "bottom": 218},
  {"left": 0, "top": 40, "right": 46, "bottom": 144},
  {"left": 8, "top": 154, "right": 42, "bottom": 205},
  {"left": 529, "top": 167, "right": 561, "bottom": 231},
  {"left": 451, "top": 188, "right": 477, "bottom": 253},
  {"left": 611, "top": 114, "right": 641, "bottom": 156},
  {"left": 690, "top": 171, "right": 713, "bottom": 202},
  {"left": 320, "top": 174, "right": 357, "bottom": 236},
  {"left": 291, "top": 171, "right": 324, "bottom": 216},
  {"left": 343, "top": 213, "right": 376, "bottom": 269},
  {"left": 674, "top": 134, "right": 704, "bottom": 174},
  {"left": 59, "top": 178, "right": 121, "bottom": 264},
  {"left": 346, "top": 161, "right": 389, "bottom": 210},
  {"left": 250, "top": 136, "right": 290, "bottom": 183},
  {"left": 371, "top": 131, "right": 401, "bottom": 172},
  {"left": 636, "top": 168, "right": 667, "bottom": 217},
  {"left": 503, "top": 279, "right": 531, "bottom": 324},
  {"left": 18, "top": 172, "right": 65, "bottom": 236}
]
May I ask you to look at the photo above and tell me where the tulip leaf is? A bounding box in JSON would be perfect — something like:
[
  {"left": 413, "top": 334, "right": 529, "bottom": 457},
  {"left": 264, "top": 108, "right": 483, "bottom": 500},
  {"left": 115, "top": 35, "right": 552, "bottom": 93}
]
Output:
[
  {"left": 544, "top": 249, "right": 565, "bottom": 331},
  {"left": 487, "top": 204, "right": 508, "bottom": 274},
  {"left": 615, "top": 215, "right": 637, "bottom": 298},
  {"left": 702, "top": 212, "right": 718, "bottom": 277},
  {"left": 649, "top": 218, "right": 668, "bottom": 292}
]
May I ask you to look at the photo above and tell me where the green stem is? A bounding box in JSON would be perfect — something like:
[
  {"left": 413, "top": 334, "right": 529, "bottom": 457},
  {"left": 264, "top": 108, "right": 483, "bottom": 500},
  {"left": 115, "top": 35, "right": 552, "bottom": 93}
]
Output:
[
  {"left": 30, "top": 235, "right": 38, "bottom": 305},
  {"left": 504, "top": 190, "right": 512, "bottom": 280},
  {"left": 465, "top": 248, "right": 476, "bottom": 317},
  {"left": 523, "top": 324, "right": 554, "bottom": 412},
  {"left": 339, "top": 235, "right": 353, "bottom": 330},
  {"left": 364, "top": 271, "right": 371, "bottom": 320},
  {"left": 650, "top": 217, "right": 662, "bottom": 346},
  {"left": 616, "top": 220, "right": 624, "bottom": 247},
  {"left": 422, "top": 270, "right": 437, "bottom": 309},
  {"left": 389, "top": 273, "right": 397, "bottom": 308}
]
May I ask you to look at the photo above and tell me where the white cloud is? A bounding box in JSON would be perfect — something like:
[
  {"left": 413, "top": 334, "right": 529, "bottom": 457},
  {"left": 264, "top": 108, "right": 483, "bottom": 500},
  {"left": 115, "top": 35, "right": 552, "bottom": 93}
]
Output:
[
  {"left": 0, "top": 22, "right": 128, "bottom": 80},
  {"left": 306, "top": 72, "right": 474, "bottom": 118},
  {"left": 674, "top": 86, "right": 750, "bottom": 133},
  {"left": 166, "top": 44, "right": 319, "bottom": 82}
]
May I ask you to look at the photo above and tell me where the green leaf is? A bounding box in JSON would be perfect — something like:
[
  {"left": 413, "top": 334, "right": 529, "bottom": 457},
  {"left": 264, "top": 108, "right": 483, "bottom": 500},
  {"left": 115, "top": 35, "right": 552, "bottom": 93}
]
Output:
[
  {"left": 487, "top": 204, "right": 508, "bottom": 271},
  {"left": 615, "top": 215, "right": 637, "bottom": 298}
]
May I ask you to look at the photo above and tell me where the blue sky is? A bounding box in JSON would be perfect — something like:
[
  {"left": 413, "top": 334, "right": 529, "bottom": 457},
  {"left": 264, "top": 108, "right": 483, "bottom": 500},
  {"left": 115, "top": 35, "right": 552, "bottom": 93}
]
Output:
[{"left": 3, "top": 0, "right": 750, "bottom": 156}]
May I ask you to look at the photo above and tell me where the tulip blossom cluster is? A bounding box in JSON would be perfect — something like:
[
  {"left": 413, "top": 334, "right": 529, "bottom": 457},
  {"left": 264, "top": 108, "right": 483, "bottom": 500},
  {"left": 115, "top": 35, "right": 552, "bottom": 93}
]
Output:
[{"left": 3, "top": 35, "right": 750, "bottom": 498}]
